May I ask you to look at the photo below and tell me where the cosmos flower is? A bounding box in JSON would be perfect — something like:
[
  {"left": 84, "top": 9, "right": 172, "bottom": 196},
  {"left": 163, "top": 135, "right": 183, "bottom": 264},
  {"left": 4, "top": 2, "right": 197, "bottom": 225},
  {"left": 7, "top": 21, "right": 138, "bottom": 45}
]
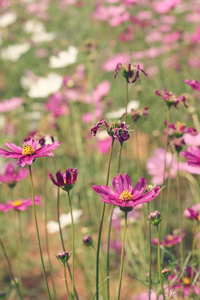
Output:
[
  {"left": 0, "top": 98, "right": 22, "bottom": 113},
  {"left": 181, "top": 146, "right": 200, "bottom": 167},
  {"left": 91, "top": 173, "right": 160, "bottom": 212},
  {"left": 0, "top": 162, "right": 29, "bottom": 187},
  {"left": 155, "top": 88, "right": 187, "bottom": 108},
  {"left": 184, "top": 204, "right": 200, "bottom": 221},
  {"left": 1, "top": 43, "right": 30, "bottom": 62},
  {"left": 0, "top": 138, "right": 61, "bottom": 167},
  {"left": 49, "top": 169, "right": 77, "bottom": 192},
  {"left": 49, "top": 46, "right": 78, "bottom": 68},
  {"left": 184, "top": 79, "right": 200, "bottom": 91},
  {"left": 152, "top": 230, "right": 185, "bottom": 247},
  {"left": 114, "top": 63, "right": 147, "bottom": 83},
  {"left": 0, "top": 196, "right": 41, "bottom": 213}
]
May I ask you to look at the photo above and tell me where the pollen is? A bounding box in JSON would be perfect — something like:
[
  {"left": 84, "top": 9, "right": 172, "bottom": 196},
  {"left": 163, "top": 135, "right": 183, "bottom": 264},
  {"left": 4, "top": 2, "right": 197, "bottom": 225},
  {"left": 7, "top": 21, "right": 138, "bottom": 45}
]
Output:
[
  {"left": 22, "top": 144, "right": 35, "bottom": 155},
  {"left": 12, "top": 200, "right": 23, "bottom": 207},
  {"left": 183, "top": 277, "right": 191, "bottom": 286},
  {"left": 119, "top": 190, "right": 133, "bottom": 201}
]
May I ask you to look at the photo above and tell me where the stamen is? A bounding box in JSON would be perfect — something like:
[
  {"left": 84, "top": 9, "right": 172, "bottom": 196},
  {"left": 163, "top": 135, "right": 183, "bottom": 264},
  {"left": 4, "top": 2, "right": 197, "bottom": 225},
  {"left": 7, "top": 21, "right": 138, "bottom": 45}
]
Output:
[
  {"left": 12, "top": 200, "right": 23, "bottom": 207},
  {"left": 183, "top": 277, "right": 190, "bottom": 285},
  {"left": 119, "top": 190, "right": 133, "bottom": 201},
  {"left": 22, "top": 144, "right": 35, "bottom": 155}
]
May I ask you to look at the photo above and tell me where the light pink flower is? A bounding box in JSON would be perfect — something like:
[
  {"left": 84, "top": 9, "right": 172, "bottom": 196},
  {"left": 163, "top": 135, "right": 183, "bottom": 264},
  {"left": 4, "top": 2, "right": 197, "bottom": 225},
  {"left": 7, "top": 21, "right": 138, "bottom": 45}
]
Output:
[
  {"left": 184, "top": 79, "right": 200, "bottom": 91},
  {"left": 153, "top": 0, "right": 181, "bottom": 14},
  {"left": 102, "top": 53, "right": 131, "bottom": 71},
  {"left": 162, "top": 31, "right": 181, "bottom": 44},
  {"left": 181, "top": 146, "right": 200, "bottom": 167},
  {"left": 0, "top": 98, "right": 22, "bottom": 113},
  {"left": 0, "top": 139, "right": 61, "bottom": 167},
  {"left": 0, "top": 196, "right": 41, "bottom": 213},
  {"left": 0, "top": 162, "right": 29, "bottom": 186}
]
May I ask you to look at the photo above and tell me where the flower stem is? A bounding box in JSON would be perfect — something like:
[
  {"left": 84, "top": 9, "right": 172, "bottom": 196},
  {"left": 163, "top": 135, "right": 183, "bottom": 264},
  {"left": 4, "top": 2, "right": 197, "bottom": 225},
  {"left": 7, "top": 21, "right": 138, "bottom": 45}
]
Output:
[
  {"left": 64, "top": 262, "right": 70, "bottom": 299},
  {"left": 28, "top": 166, "right": 51, "bottom": 300},
  {"left": 42, "top": 158, "right": 57, "bottom": 300},
  {"left": 67, "top": 191, "right": 75, "bottom": 299},
  {"left": 147, "top": 203, "right": 152, "bottom": 300},
  {"left": 17, "top": 211, "right": 23, "bottom": 300},
  {"left": 156, "top": 225, "right": 165, "bottom": 300},
  {"left": 96, "top": 137, "right": 114, "bottom": 300},
  {"left": 176, "top": 155, "right": 183, "bottom": 269},
  {"left": 125, "top": 81, "right": 128, "bottom": 123},
  {"left": 117, "top": 211, "right": 128, "bottom": 300}
]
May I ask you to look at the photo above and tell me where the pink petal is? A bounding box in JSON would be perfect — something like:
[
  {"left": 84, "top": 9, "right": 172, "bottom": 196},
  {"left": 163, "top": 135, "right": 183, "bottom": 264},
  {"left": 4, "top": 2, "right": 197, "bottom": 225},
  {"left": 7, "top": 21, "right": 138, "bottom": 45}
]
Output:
[
  {"left": 5, "top": 142, "right": 23, "bottom": 153},
  {"left": 132, "top": 177, "right": 147, "bottom": 199}
]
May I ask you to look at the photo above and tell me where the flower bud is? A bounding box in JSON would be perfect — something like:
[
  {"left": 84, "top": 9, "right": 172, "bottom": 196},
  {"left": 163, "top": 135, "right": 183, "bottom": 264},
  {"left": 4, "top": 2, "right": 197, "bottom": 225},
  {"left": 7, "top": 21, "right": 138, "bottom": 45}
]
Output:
[
  {"left": 56, "top": 251, "right": 70, "bottom": 263},
  {"left": 162, "top": 268, "right": 172, "bottom": 278},
  {"left": 82, "top": 235, "right": 93, "bottom": 246},
  {"left": 148, "top": 210, "right": 162, "bottom": 226}
]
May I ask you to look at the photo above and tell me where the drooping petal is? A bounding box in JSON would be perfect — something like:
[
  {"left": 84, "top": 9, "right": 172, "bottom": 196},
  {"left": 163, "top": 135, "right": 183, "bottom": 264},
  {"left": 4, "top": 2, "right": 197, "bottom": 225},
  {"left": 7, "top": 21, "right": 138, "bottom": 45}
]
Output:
[
  {"left": 17, "top": 155, "right": 34, "bottom": 167},
  {"left": 132, "top": 177, "right": 147, "bottom": 199},
  {"left": 5, "top": 142, "right": 23, "bottom": 153}
]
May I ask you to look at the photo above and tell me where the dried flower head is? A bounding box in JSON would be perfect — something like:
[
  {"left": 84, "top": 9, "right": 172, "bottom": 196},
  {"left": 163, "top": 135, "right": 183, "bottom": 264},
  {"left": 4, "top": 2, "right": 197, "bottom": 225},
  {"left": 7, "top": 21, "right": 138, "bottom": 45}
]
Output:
[{"left": 114, "top": 63, "right": 147, "bottom": 83}]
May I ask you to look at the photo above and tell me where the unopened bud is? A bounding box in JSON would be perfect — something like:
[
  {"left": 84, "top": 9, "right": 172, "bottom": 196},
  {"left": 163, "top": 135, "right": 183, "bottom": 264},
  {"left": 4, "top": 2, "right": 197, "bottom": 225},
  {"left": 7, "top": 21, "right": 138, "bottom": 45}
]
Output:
[
  {"left": 56, "top": 251, "right": 70, "bottom": 263},
  {"left": 162, "top": 268, "right": 172, "bottom": 278},
  {"left": 148, "top": 210, "right": 162, "bottom": 226},
  {"left": 82, "top": 235, "right": 93, "bottom": 246}
]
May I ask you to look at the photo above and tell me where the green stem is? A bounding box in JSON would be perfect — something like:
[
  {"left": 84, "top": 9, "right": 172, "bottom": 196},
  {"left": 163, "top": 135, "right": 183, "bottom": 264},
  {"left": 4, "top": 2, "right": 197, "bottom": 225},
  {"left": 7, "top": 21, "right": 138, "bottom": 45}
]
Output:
[
  {"left": 125, "top": 81, "right": 128, "bottom": 123},
  {"left": 17, "top": 211, "right": 23, "bottom": 300},
  {"left": 67, "top": 191, "right": 75, "bottom": 299},
  {"left": 64, "top": 262, "right": 70, "bottom": 299},
  {"left": 160, "top": 108, "right": 170, "bottom": 212},
  {"left": 42, "top": 159, "right": 57, "bottom": 300},
  {"left": 96, "top": 137, "right": 114, "bottom": 300},
  {"left": 147, "top": 203, "right": 152, "bottom": 300},
  {"left": 135, "top": 124, "right": 140, "bottom": 178},
  {"left": 117, "top": 212, "right": 128, "bottom": 300},
  {"left": 176, "top": 155, "right": 183, "bottom": 269},
  {"left": 157, "top": 226, "right": 165, "bottom": 300},
  {"left": 167, "top": 278, "right": 170, "bottom": 300},
  {"left": 28, "top": 166, "right": 51, "bottom": 300}
]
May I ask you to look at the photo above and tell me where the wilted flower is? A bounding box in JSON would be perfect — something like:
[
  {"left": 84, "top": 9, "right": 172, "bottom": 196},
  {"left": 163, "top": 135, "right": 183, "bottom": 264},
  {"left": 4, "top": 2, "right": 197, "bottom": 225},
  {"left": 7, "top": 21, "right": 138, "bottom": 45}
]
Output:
[
  {"left": 91, "top": 174, "right": 160, "bottom": 213},
  {"left": 0, "top": 139, "right": 61, "bottom": 167},
  {"left": 181, "top": 146, "right": 200, "bottom": 167},
  {"left": 148, "top": 210, "right": 162, "bottom": 226},
  {"left": 82, "top": 235, "right": 93, "bottom": 246},
  {"left": 49, "top": 169, "right": 77, "bottom": 192},
  {"left": 114, "top": 63, "right": 147, "bottom": 83},
  {"left": 91, "top": 119, "right": 130, "bottom": 144},
  {"left": 155, "top": 88, "right": 187, "bottom": 109},
  {"left": 184, "top": 79, "right": 200, "bottom": 91},
  {"left": 0, "top": 162, "right": 29, "bottom": 187},
  {"left": 165, "top": 122, "right": 197, "bottom": 138},
  {"left": 56, "top": 251, "right": 70, "bottom": 263},
  {"left": 130, "top": 107, "right": 148, "bottom": 122},
  {"left": 0, "top": 196, "right": 41, "bottom": 213}
]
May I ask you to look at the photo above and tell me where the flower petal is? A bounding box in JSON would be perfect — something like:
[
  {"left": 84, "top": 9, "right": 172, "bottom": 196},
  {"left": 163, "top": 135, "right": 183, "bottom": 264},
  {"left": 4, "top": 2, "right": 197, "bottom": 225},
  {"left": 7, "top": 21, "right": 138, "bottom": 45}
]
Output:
[{"left": 132, "top": 177, "right": 147, "bottom": 199}]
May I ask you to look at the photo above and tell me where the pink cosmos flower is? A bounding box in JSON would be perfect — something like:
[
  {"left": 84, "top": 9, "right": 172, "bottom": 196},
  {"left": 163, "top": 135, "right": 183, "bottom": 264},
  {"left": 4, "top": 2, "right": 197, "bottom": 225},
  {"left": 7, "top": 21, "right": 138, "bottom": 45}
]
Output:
[
  {"left": 162, "top": 31, "right": 181, "bottom": 44},
  {"left": 114, "top": 63, "right": 147, "bottom": 83},
  {"left": 181, "top": 146, "right": 200, "bottom": 167},
  {"left": 45, "top": 91, "right": 70, "bottom": 118},
  {"left": 96, "top": 132, "right": 112, "bottom": 154},
  {"left": 191, "top": 25, "right": 200, "bottom": 44},
  {"left": 184, "top": 133, "right": 200, "bottom": 146},
  {"left": 49, "top": 168, "right": 78, "bottom": 192},
  {"left": 169, "top": 266, "right": 199, "bottom": 297},
  {"left": 91, "top": 174, "right": 160, "bottom": 211},
  {"left": 184, "top": 203, "right": 200, "bottom": 221},
  {"left": 0, "top": 196, "right": 41, "bottom": 213},
  {"left": 0, "top": 162, "right": 29, "bottom": 187},
  {"left": 152, "top": 230, "right": 185, "bottom": 247},
  {"left": 0, "top": 97, "right": 22, "bottom": 113},
  {"left": 184, "top": 79, "right": 200, "bottom": 91},
  {"left": 153, "top": 0, "right": 181, "bottom": 14},
  {"left": 155, "top": 88, "right": 187, "bottom": 109},
  {"left": 0, "top": 139, "right": 61, "bottom": 167},
  {"left": 165, "top": 121, "right": 197, "bottom": 138},
  {"left": 102, "top": 53, "right": 131, "bottom": 72}
]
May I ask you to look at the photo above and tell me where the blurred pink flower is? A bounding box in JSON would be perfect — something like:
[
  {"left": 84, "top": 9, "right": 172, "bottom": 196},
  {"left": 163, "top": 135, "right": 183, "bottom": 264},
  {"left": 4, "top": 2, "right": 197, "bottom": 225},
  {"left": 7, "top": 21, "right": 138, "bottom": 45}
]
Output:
[
  {"left": 0, "top": 196, "right": 41, "bottom": 213},
  {"left": 96, "top": 132, "right": 112, "bottom": 154},
  {"left": 119, "top": 26, "right": 134, "bottom": 42},
  {"left": 0, "top": 162, "right": 29, "bottom": 187},
  {"left": 153, "top": 0, "right": 181, "bottom": 14},
  {"left": 184, "top": 133, "right": 200, "bottom": 146},
  {"left": 45, "top": 91, "right": 70, "bottom": 118},
  {"left": 191, "top": 25, "right": 200, "bottom": 44},
  {"left": 181, "top": 146, "right": 200, "bottom": 167},
  {"left": 102, "top": 53, "right": 131, "bottom": 71},
  {"left": 184, "top": 79, "right": 200, "bottom": 91},
  {"left": 184, "top": 203, "right": 200, "bottom": 221},
  {"left": 0, "top": 139, "right": 61, "bottom": 167},
  {"left": 162, "top": 31, "right": 181, "bottom": 44},
  {"left": 155, "top": 88, "right": 187, "bottom": 108},
  {"left": 152, "top": 230, "right": 185, "bottom": 247},
  {"left": 0, "top": 98, "right": 22, "bottom": 113}
]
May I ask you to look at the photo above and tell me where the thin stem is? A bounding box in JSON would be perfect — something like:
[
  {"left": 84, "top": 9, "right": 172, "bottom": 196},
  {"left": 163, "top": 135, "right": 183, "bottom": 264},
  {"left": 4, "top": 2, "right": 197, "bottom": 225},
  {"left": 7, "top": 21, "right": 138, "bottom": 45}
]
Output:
[
  {"left": 157, "top": 226, "right": 165, "bottom": 300},
  {"left": 167, "top": 278, "right": 170, "bottom": 300},
  {"left": 147, "top": 203, "right": 152, "bottom": 300},
  {"left": 176, "top": 155, "right": 183, "bottom": 269},
  {"left": 0, "top": 238, "right": 19, "bottom": 293},
  {"left": 96, "top": 138, "right": 114, "bottom": 300},
  {"left": 106, "top": 142, "right": 122, "bottom": 300},
  {"left": 160, "top": 108, "right": 170, "bottom": 212},
  {"left": 67, "top": 191, "right": 75, "bottom": 299},
  {"left": 17, "top": 211, "right": 23, "bottom": 300},
  {"left": 42, "top": 158, "right": 57, "bottom": 300},
  {"left": 117, "top": 211, "right": 128, "bottom": 300},
  {"left": 28, "top": 166, "right": 51, "bottom": 300},
  {"left": 135, "top": 124, "right": 140, "bottom": 178},
  {"left": 64, "top": 262, "right": 70, "bottom": 299},
  {"left": 125, "top": 81, "right": 128, "bottom": 123}
]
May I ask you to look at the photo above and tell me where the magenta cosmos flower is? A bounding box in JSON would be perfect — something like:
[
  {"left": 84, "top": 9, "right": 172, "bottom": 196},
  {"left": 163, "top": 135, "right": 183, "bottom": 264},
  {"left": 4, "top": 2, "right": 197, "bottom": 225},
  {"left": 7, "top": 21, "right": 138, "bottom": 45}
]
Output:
[
  {"left": 184, "top": 79, "right": 200, "bottom": 91},
  {"left": 114, "top": 63, "right": 147, "bottom": 83},
  {"left": 0, "top": 162, "right": 29, "bottom": 187},
  {"left": 184, "top": 203, "right": 200, "bottom": 221},
  {"left": 0, "top": 138, "right": 61, "bottom": 167},
  {"left": 181, "top": 146, "right": 200, "bottom": 167},
  {"left": 91, "top": 174, "right": 160, "bottom": 212},
  {"left": 0, "top": 196, "right": 41, "bottom": 213},
  {"left": 155, "top": 88, "right": 187, "bottom": 109},
  {"left": 152, "top": 231, "right": 185, "bottom": 248},
  {"left": 49, "top": 168, "right": 78, "bottom": 192}
]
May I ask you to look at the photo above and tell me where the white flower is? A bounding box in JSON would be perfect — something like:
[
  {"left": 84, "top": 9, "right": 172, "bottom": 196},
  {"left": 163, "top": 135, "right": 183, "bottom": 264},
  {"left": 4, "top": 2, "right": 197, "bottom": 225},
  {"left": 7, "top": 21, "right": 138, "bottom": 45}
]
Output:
[
  {"left": 47, "top": 209, "right": 83, "bottom": 234},
  {"left": 0, "top": 12, "right": 17, "bottom": 28},
  {"left": 23, "top": 20, "right": 44, "bottom": 34},
  {"left": 106, "top": 100, "right": 140, "bottom": 119},
  {"left": 23, "top": 73, "right": 63, "bottom": 98},
  {"left": 1, "top": 43, "right": 30, "bottom": 61},
  {"left": 49, "top": 46, "right": 78, "bottom": 69},
  {"left": 31, "top": 31, "right": 55, "bottom": 43}
]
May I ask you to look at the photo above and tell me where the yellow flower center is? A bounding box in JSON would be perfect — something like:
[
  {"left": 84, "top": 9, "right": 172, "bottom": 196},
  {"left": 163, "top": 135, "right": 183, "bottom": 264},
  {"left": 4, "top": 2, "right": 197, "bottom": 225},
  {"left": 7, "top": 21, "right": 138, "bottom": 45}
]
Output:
[
  {"left": 12, "top": 200, "right": 23, "bottom": 207},
  {"left": 183, "top": 277, "right": 191, "bottom": 285},
  {"left": 119, "top": 190, "right": 133, "bottom": 202},
  {"left": 198, "top": 215, "right": 200, "bottom": 221},
  {"left": 167, "top": 234, "right": 174, "bottom": 241},
  {"left": 22, "top": 144, "right": 35, "bottom": 155},
  {"left": 176, "top": 121, "right": 185, "bottom": 133}
]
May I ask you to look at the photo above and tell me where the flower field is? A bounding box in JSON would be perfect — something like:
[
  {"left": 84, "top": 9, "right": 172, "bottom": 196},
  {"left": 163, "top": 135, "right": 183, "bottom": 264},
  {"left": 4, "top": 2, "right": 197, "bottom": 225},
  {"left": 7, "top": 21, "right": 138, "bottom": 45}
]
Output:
[{"left": 0, "top": 0, "right": 200, "bottom": 299}]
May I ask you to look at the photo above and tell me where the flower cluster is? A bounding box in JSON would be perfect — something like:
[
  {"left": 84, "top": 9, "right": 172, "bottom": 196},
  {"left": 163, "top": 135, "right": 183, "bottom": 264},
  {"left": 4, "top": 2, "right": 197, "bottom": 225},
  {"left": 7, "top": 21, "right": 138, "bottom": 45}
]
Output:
[
  {"left": 91, "top": 119, "right": 130, "bottom": 144},
  {"left": 114, "top": 63, "right": 147, "bottom": 83},
  {"left": 155, "top": 88, "right": 187, "bottom": 109}
]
